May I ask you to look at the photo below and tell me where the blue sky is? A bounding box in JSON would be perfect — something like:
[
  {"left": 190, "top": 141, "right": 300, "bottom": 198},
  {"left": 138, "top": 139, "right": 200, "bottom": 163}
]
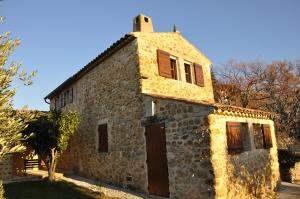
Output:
[{"left": 1, "top": 0, "right": 299, "bottom": 111}]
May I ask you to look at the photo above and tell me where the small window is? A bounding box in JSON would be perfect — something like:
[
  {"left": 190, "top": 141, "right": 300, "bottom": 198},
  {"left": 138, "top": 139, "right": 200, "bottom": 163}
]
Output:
[
  {"left": 253, "top": 124, "right": 273, "bottom": 149},
  {"left": 98, "top": 124, "right": 108, "bottom": 153},
  {"left": 253, "top": 124, "right": 264, "bottom": 149},
  {"left": 59, "top": 94, "right": 63, "bottom": 108},
  {"left": 144, "top": 17, "right": 149, "bottom": 22},
  {"left": 184, "top": 63, "right": 192, "bottom": 83},
  {"left": 69, "top": 88, "right": 73, "bottom": 103},
  {"left": 226, "top": 122, "right": 243, "bottom": 154},
  {"left": 262, "top": 124, "right": 273, "bottom": 149},
  {"left": 63, "top": 92, "right": 67, "bottom": 107},
  {"left": 170, "top": 58, "right": 177, "bottom": 80}
]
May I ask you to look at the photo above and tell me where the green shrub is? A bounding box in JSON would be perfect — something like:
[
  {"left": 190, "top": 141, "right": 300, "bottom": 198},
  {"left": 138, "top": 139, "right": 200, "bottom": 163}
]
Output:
[{"left": 278, "top": 149, "right": 300, "bottom": 182}]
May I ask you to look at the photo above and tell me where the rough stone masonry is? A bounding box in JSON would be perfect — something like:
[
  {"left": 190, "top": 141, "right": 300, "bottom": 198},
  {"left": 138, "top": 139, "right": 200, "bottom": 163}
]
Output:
[{"left": 45, "top": 14, "right": 280, "bottom": 199}]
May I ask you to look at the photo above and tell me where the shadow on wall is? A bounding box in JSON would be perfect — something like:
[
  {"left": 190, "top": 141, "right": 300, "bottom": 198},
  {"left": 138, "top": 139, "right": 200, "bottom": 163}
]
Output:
[{"left": 227, "top": 151, "right": 276, "bottom": 198}]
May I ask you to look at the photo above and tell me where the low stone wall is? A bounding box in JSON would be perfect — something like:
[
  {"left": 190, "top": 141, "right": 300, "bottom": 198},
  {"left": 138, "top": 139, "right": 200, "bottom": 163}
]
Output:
[
  {"left": 209, "top": 114, "right": 280, "bottom": 199},
  {"left": 290, "top": 162, "right": 300, "bottom": 184},
  {"left": 0, "top": 155, "right": 13, "bottom": 180}
]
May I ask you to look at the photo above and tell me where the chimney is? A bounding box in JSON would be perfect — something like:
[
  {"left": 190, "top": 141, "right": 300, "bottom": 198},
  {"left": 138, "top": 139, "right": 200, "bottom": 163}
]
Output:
[{"left": 133, "top": 14, "right": 153, "bottom": 32}]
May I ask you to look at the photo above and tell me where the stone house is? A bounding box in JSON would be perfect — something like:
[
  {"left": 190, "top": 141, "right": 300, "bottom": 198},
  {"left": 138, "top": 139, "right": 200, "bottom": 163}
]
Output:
[{"left": 45, "top": 14, "right": 280, "bottom": 199}]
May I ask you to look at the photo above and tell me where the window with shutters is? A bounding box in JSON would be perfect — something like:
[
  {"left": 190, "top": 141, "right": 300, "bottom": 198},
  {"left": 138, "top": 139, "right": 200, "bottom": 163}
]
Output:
[
  {"left": 170, "top": 58, "right": 178, "bottom": 80},
  {"left": 262, "top": 124, "right": 273, "bottom": 149},
  {"left": 226, "top": 122, "right": 243, "bottom": 154},
  {"left": 98, "top": 123, "right": 108, "bottom": 153},
  {"left": 157, "top": 50, "right": 172, "bottom": 78},
  {"left": 157, "top": 49, "right": 179, "bottom": 80},
  {"left": 253, "top": 124, "right": 264, "bottom": 149},
  {"left": 194, "top": 63, "right": 204, "bottom": 87},
  {"left": 253, "top": 124, "right": 273, "bottom": 149},
  {"left": 184, "top": 63, "right": 192, "bottom": 83}
]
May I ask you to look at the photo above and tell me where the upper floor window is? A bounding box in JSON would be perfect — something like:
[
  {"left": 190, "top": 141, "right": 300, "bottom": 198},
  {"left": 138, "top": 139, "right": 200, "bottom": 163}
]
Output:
[
  {"left": 184, "top": 63, "right": 192, "bottom": 83},
  {"left": 54, "top": 87, "right": 74, "bottom": 110},
  {"left": 157, "top": 49, "right": 204, "bottom": 86},
  {"left": 170, "top": 58, "right": 178, "bottom": 80},
  {"left": 194, "top": 63, "right": 205, "bottom": 87}
]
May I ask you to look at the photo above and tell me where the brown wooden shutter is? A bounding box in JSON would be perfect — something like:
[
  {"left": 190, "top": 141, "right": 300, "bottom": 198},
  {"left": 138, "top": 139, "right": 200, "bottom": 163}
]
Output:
[
  {"left": 226, "top": 122, "right": 243, "bottom": 154},
  {"left": 157, "top": 49, "right": 172, "bottom": 78},
  {"left": 262, "top": 124, "right": 273, "bottom": 149},
  {"left": 194, "top": 63, "right": 204, "bottom": 86},
  {"left": 98, "top": 124, "right": 108, "bottom": 152}
]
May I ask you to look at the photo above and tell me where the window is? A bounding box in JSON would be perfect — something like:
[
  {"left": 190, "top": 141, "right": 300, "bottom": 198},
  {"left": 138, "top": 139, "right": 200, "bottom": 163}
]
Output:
[
  {"left": 184, "top": 63, "right": 192, "bottom": 83},
  {"left": 144, "top": 17, "right": 149, "bottom": 22},
  {"left": 253, "top": 124, "right": 273, "bottom": 149},
  {"left": 226, "top": 122, "right": 243, "bottom": 154},
  {"left": 262, "top": 124, "right": 273, "bottom": 148},
  {"left": 170, "top": 58, "right": 177, "bottom": 80},
  {"left": 253, "top": 124, "right": 264, "bottom": 149},
  {"left": 98, "top": 124, "right": 108, "bottom": 153},
  {"left": 63, "top": 92, "right": 67, "bottom": 107},
  {"left": 69, "top": 88, "right": 73, "bottom": 103},
  {"left": 194, "top": 63, "right": 204, "bottom": 87},
  {"left": 54, "top": 88, "right": 74, "bottom": 111},
  {"left": 157, "top": 50, "right": 178, "bottom": 80}
]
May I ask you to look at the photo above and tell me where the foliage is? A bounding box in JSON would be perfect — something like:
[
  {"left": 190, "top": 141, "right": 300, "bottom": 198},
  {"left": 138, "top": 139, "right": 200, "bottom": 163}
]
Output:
[
  {"left": 277, "top": 149, "right": 300, "bottom": 182},
  {"left": 0, "top": 32, "right": 36, "bottom": 158},
  {"left": 0, "top": 29, "right": 36, "bottom": 199},
  {"left": 23, "top": 111, "right": 79, "bottom": 181},
  {"left": 214, "top": 59, "right": 300, "bottom": 148}
]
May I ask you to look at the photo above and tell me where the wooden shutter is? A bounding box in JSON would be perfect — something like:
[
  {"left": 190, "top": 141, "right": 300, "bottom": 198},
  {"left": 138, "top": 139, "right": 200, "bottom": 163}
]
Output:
[
  {"left": 157, "top": 49, "right": 172, "bottom": 78},
  {"left": 226, "top": 122, "right": 243, "bottom": 154},
  {"left": 194, "top": 63, "right": 204, "bottom": 86},
  {"left": 262, "top": 124, "right": 273, "bottom": 149},
  {"left": 98, "top": 124, "right": 108, "bottom": 152}
]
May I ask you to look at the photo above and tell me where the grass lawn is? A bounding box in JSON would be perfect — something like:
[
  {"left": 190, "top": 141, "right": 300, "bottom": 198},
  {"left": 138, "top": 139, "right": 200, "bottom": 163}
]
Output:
[{"left": 4, "top": 180, "right": 119, "bottom": 199}]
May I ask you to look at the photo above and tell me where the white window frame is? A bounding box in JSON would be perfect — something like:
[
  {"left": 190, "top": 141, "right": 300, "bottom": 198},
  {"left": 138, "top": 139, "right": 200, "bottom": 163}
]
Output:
[
  {"left": 170, "top": 55, "right": 180, "bottom": 80},
  {"left": 183, "top": 60, "right": 194, "bottom": 84}
]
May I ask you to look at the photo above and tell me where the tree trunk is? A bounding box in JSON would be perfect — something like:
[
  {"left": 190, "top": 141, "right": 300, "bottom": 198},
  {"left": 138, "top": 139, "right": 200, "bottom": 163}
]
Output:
[
  {"left": 47, "top": 148, "right": 57, "bottom": 182},
  {"left": 48, "top": 166, "right": 55, "bottom": 182}
]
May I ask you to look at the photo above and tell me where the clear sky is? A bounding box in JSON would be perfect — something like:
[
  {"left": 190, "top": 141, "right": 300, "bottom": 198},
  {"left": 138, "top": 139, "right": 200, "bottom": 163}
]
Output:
[{"left": 1, "top": 0, "right": 299, "bottom": 111}]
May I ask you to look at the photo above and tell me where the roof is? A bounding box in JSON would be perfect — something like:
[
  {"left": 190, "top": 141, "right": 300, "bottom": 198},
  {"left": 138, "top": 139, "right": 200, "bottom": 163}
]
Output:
[
  {"left": 212, "top": 103, "right": 277, "bottom": 119},
  {"left": 143, "top": 93, "right": 276, "bottom": 120},
  {"left": 45, "top": 34, "right": 136, "bottom": 99}
]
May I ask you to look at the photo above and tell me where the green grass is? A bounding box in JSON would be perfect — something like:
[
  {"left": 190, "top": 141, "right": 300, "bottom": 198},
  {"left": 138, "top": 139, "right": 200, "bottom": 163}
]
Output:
[{"left": 4, "top": 180, "right": 118, "bottom": 199}]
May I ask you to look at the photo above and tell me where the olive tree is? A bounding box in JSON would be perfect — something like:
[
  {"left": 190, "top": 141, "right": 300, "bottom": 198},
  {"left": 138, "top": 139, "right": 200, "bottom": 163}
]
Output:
[{"left": 23, "top": 111, "right": 79, "bottom": 181}]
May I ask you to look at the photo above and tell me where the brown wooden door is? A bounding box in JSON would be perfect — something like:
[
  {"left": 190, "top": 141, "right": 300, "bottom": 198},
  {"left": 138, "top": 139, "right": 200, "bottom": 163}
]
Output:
[{"left": 145, "top": 123, "right": 170, "bottom": 197}]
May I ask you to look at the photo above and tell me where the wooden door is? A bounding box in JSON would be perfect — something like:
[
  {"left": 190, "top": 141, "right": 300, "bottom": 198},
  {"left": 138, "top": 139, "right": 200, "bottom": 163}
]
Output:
[{"left": 145, "top": 123, "right": 170, "bottom": 197}]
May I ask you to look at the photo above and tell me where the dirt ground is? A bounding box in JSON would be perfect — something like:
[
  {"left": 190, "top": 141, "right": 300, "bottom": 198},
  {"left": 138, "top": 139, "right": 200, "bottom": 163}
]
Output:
[{"left": 277, "top": 182, "right": 300, "bottom": 199}]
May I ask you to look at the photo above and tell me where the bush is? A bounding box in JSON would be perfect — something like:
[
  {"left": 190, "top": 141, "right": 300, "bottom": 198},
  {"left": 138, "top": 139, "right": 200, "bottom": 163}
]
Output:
[{"left": 278, "top": 149, "right": 300, "bottom": 182}]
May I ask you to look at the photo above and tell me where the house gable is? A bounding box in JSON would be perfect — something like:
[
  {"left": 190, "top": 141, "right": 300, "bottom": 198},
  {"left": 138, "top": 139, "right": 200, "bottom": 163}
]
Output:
[{"left": 132, "top": 32, "right": 215, "bottom": 104}]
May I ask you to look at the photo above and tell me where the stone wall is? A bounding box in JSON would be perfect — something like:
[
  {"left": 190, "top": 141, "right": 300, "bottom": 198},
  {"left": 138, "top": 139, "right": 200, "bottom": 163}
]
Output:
[
  {"left": 142, "top": 95, "right": 215, "bottom": 199},
  {"left": 133, "top": 32, "right": 215, "bottom": 104},
  {"left": 55, "top": 39, "right": 149, "bottom": 193},
  {"left": 290, "top": 160, "right": 300, "bottom": 184},
  {"left": 209, "top": 114, "right": 280, "bottom": 199},
  {"left": 0, "top": 155, "right": 13, "bottom": 180}
]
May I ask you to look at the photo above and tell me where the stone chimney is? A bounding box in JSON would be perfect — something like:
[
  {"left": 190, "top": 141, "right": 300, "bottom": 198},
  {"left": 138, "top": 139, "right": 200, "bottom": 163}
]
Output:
[{"left": 133, "top": 14, "right": 153, "bottom": 32}]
